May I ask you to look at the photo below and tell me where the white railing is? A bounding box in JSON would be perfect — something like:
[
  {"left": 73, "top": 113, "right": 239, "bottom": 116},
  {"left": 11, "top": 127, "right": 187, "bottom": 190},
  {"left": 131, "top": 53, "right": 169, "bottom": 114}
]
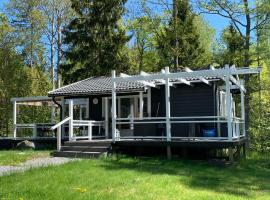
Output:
[
  {"left": 51, "top": 117, "right": 71, "bottom": 151},
  {"left": 72, "top": 120, "right": 105, "bottom": 140},
  {"left": 115, "top": 116, "right": 245, "bottom": 141}
]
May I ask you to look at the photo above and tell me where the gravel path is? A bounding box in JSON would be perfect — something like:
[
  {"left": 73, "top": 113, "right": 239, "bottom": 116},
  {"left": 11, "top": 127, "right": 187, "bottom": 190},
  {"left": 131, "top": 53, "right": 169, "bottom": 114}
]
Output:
[{"left": 0, "top": 157, "right": 73, "bottom": 177}]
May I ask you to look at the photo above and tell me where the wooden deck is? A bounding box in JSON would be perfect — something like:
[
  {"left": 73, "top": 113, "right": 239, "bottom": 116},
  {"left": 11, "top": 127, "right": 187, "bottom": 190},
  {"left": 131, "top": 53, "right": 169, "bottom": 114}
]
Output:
[{"left": 114, "top": 138, "right": 247, "bottom": 148}]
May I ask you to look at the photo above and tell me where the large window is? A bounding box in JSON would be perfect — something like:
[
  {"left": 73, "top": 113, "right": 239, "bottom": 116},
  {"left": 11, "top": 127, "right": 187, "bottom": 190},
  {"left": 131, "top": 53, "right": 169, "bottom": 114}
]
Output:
[{"left": 102, "top": 94, "right": 151, "bottom": 119}]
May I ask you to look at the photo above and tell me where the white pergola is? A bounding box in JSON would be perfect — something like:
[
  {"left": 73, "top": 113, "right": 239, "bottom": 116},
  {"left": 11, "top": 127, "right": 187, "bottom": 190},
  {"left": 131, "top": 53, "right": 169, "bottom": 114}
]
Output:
[
  {"left": 11, "top": 96, "right": 60, "bottom": 138},
  {"left": 111, "top": 65, "right": 261, "bottom": 142}
]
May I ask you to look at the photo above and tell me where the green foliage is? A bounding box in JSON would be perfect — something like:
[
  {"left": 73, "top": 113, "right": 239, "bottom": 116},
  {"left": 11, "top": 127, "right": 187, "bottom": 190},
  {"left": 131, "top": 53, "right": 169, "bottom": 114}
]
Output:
[
  {"left": 249, "top": 64, "right": 270, "bottom": 152},
  {"left": 6, "top": 0, "right": 46, "bottom": 68},
  {"left": 156, "top": 0, "right": 210, "bottom": 70},
  {"left": 62, "top": 0, "right": 130, "bottom": 84},
  {"left": 214, "top": 24, "right": 245, "bottom": 67},
  {"left": 127, "top": 16, "right": 161, "bottom": 72},
  {"left": 0, "top": 13, "right": 51, "bottom": 136}
]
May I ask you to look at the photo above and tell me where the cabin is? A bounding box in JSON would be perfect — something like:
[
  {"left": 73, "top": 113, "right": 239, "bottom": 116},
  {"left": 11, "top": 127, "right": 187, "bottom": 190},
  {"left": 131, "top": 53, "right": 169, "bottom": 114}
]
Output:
[{"left": 10, "top": 66, "right": 261, "bottom": 160}]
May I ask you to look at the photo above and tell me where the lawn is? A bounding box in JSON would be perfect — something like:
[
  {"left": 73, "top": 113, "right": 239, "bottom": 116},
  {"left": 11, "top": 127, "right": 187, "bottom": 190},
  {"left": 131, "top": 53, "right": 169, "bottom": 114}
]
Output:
[
  {"left": 0, "top": 153, "right": 269, "bottom": 200},
  {"left": 0, "top": 150, "right": 50, "bottom": 166}
]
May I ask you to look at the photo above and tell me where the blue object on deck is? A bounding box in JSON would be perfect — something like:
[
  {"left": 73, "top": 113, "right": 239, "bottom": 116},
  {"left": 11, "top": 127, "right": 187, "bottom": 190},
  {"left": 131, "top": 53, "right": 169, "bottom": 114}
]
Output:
[{"left": 202, "top": 129, "right": 216, "bottom": 137}]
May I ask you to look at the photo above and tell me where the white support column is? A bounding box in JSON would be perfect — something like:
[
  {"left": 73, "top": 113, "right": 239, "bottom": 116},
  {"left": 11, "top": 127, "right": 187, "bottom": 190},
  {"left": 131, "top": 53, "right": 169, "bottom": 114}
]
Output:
[
  {"left": 105, "top": 97, "right": 109, "bottom": 138},
  {"left": 139, "top": 91, "right": 144, "bottom": 119},
  {"left": 13, "top": 100, "right": 17, "bottom": 138},
  {"left": 33, "top": 125, "right": 37, "bottom": 138},
  {"left": 69, "top": 99, "right": 74, "bottom": 141},
  {"left": 225, "top": 75, "right": 233, "bottom": 141},
  {"left": 61, "top": 97, "right": 65, "bottom": 139},
  {"left": 147, "top": 88, "right": 151, "bottom": 117},
  {"left": 130, "top": 102, "right": 134, "bottom": 130},
  {"left": 112, "top": 70, "right": 117, "bottom": 142},
  {"left": 88, "top": 122, "right": 92, "bottom": 140},
  {"left": 240, "top": 80, "right": 246, "bottom": 137},
  {"left": 165, "top": 67, "right": 171, "bottom": 141}
]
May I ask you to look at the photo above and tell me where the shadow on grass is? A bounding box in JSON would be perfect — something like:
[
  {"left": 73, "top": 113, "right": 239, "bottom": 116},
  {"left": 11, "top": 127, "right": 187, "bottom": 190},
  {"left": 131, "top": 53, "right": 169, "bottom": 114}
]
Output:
[{"left": 99, "top": 153, "right": 270, "bottom": 198}]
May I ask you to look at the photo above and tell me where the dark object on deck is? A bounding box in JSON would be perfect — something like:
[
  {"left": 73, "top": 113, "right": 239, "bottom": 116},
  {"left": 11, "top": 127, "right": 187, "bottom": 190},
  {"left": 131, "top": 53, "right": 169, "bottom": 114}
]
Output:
[{"left": 16, "top": 140, "right": 35, "bottom": 150}]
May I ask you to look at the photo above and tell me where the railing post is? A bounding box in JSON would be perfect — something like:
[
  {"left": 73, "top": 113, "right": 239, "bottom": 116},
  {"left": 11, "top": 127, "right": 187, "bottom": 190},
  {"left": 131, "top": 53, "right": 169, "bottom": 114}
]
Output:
[
  {"left": 88, "top": 122, "right": 92, "bottom": 140},
  {"left": 61, "top": 97, "right": 65, "bottom": 139},
  {"left": 33, "top": 124, "right": 37, "bottom": 138},
  {"left": 139, "top": 91, "right": 144, "bottom": 119},
  {"left": 112, "top": 70, "right": 117, "bottom": 142},
  {"left": 57, "top": 127, "right": 61, "bottom": 151},
  {"left": 240, "top": 80, "right": 246, "bottom": 137},
  {"left": 105, "top": 97, "right": 109, "bottom": 139},
  {"left": 13, "top": 100, "right": 17, "bottom": 138},
  {"left": 225, "top": 68, "right": 233, "bottom": 141},
  {"left": 69, "top": 99, "right": 74, "bottom": 141},
  {"left": 165, "top": 67, "right": 171, "bottom": 142}
]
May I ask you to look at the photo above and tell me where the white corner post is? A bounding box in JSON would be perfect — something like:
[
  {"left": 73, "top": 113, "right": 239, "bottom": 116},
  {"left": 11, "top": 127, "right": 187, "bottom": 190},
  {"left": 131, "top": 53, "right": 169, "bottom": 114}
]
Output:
[
  {"left": 112, "top": 70, "right": 117, "bottom": 142},
  {"left": 61, "top": 97, "right": 65, "bottom": 139},
  {"left": 105, "top": 97, "right": 109, "bottom": 138},
  {"left": 225, "top": 74, "right": 233, "bottom": 141},
  {"left": 240, "top": 80, "right": 246, "bottom": 137},
  {"left": 147, "top": 88, "right": 151, "bottom": 117},
  {"left": 69, "top": 99, "right": 74, "bottom": 141},
  {"left": 165, "top": 67, "right": 171, "bottom": 142},
  {"left": 139, "top": 91, "right": 144, "bottom": 119},
  {"left": 88, "top": 122, "right": 92, "bottom": 140},
  {"left": 13, "top": 100, "right": 17, "bottom": 138}
]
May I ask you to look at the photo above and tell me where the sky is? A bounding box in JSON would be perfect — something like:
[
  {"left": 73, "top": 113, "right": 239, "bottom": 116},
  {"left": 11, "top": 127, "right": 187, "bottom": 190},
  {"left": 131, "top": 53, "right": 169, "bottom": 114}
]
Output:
[{"left": 0, "top": 0, "right": 229, "bottom": 37}]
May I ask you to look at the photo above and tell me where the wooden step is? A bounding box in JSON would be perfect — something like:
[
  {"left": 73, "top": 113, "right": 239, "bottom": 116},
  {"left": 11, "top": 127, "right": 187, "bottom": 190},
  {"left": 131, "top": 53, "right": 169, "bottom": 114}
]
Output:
[
  {"left": 60, "top": 145, "right": 110, "bottom": 152},
  {"left": 64, "top": 141, "right": 112, "bottom": 147},
  {"left": 53, "top": 151, "right": 104, "bottom": 158}
]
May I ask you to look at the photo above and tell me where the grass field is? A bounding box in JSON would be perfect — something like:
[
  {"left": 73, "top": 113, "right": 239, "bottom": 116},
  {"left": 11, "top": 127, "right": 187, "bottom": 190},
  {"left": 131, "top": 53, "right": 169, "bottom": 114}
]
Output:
[
  {"left": 0, "top": 152, "right": 269, "bottom": 200},
  {"left": 0, "top": 150, "right": 50, "bottom": 166}
]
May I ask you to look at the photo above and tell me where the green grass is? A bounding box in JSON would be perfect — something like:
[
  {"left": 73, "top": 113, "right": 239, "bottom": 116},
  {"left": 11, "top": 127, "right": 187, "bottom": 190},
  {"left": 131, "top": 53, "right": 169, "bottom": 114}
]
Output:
[
  {"left": 0, "top": 153, "right": 269, "bottom": 200},
  {"left": 0, "top": 150, "right": 50, "bottom": 166}
]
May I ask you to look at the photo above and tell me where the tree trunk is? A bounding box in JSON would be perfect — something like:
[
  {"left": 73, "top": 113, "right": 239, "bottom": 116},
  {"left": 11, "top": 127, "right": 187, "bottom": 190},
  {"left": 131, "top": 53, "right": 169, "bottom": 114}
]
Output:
[
  {"left": 173, "top": 0, "right": 179, "bottom": 71},
  {"left": 243, "top": 0, "right": 251, "bottom": 142},
  {"left": 57, "top": 15, "right": 62, "bottom": 88},
  {"left": 51, "top": 14, "right": 55, "bottom": 90}
]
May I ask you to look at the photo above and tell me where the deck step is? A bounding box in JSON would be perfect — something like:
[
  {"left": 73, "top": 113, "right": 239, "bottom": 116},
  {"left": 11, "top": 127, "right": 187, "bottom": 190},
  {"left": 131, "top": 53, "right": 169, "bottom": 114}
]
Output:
[
  {"left": 53, "top": 140, "right": 112, "bottom": 159},
  {"left": 64, "top": 141, "right": 112, "bottom": 147},
  {"left": 53, "top": 150, "right": 104, "bottom": 158},
  {"left": 60, "top": 145, "right": 110, "bottom": 152}
]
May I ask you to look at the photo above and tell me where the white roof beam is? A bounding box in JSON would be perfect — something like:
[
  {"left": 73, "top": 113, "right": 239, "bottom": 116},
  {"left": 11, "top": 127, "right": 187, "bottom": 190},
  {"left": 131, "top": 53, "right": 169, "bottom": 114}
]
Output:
[
  {"left": 120, "top": 72, "right": 156, "bottom": 88},
  {"left": 115, "top": 67, "right": 261, "bottom": 83},
  {"left": 185, "top": 67, "right": 211, "bottom": 85},
  {"left": 230, "top": 75, "right": 246, "bottom": 93},
  {"left": 141, "top": 70, "right": 173, "bottom": 86},
  {"left": 178, "top": 78, "right": 193, "bottom": 86}
]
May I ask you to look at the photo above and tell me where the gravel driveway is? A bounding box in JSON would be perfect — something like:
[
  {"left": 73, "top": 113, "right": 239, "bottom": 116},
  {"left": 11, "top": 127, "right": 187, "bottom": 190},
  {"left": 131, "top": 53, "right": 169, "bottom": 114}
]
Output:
[{"left": 0, "top": 157, "right": 73, "bottom": 176}]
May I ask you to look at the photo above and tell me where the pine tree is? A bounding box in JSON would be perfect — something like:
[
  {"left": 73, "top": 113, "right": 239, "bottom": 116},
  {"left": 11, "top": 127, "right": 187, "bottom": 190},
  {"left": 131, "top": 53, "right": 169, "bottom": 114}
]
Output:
[
  {"left": 221, "top": 24, "right": 245, "bottom": 66},
  {"left": 6, "top": 0, "right": 45, "bottom": 68},
  {"left": 62, "top": 0, "right": 129, "bottom": 84},
  {"left": 157, "top": 0, "right": 205, "bottom": 70}
]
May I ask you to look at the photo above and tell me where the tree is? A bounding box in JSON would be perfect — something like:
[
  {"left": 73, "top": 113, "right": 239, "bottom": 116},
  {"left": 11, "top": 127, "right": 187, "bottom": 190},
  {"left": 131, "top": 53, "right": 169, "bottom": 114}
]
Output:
[
  {"left": 157, "top": 0, "right": 207, "bottom": 70},
  {"left": 214, "top": 24, "right": 245, "bottom": 66},
  {"left": 127, "top": 16, "right": 160, "bottom": 72},
  {"left": 0, "top": 14, "right": 30, "bottom": 136},
  {"left": 61, "top": 0, "right": 130, "bottom": 84},
  {"left": 5, "top": 0, "right": 45, "bottom": 68},
  {"left": 197, "top": 0, "right": 270, "bottom": 135},
  {"left": 40, "top": 0, "right": 75, "bottom": 89}
]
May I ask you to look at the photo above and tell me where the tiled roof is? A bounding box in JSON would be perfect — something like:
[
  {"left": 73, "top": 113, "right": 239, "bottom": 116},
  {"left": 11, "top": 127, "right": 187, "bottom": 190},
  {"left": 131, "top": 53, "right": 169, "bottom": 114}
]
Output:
[
  {"left": 48, "top": 76, "right": 146, "bottom": 97},
  {"left": 48, "top": 75, "right": 220, "bottom": 97}
]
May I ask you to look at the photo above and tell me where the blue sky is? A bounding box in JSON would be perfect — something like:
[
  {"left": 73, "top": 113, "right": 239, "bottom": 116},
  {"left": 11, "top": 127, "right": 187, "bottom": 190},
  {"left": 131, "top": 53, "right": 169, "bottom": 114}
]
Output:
[{"left": 0, "top": 0, "right": 229, "bottom": 37}]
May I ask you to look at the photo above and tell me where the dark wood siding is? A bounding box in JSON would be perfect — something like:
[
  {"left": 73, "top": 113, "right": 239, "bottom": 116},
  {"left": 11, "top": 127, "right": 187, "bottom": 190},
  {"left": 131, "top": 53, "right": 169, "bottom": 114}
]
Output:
[
  {"left": 170, "top": 84, "right": 216, "bottom": 117},
  {"left": 135, "top": 83, "right": 218, "bottom": 137}
]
